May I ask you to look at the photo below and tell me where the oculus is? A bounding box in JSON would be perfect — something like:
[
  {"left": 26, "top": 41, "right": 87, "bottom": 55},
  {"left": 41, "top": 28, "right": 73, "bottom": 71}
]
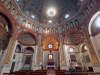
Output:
[{"left": 48, "top": 44, "right": 53, "bottom": 48}]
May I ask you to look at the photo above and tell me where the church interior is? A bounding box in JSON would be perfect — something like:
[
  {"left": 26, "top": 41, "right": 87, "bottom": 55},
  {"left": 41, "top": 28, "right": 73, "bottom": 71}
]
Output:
[{"left": 0, "top": 0, "right": 100, "bottom": 75}]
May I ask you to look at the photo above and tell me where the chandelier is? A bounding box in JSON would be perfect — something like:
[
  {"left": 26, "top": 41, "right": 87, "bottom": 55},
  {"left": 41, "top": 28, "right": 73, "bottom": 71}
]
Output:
[{"left": 47, "top": 8, "right": 56, "bottom": 17}]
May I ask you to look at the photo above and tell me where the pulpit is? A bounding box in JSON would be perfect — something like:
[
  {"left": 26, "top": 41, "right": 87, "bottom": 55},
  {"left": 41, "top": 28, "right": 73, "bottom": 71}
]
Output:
[{"left": 46, "top": 54, "right": 56, "bottom": 70}]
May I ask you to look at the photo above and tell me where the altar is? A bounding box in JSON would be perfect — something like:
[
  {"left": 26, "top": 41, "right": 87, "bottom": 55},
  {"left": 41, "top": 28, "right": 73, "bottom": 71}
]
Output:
[{"left": 46, "top": 54, "right": 56, "bottom": 70}]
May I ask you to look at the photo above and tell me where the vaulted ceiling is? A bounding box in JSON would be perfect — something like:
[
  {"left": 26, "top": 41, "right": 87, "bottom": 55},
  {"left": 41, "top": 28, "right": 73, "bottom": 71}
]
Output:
[{"left": 16, "top": 0, "right": 84, "bottom": 24}]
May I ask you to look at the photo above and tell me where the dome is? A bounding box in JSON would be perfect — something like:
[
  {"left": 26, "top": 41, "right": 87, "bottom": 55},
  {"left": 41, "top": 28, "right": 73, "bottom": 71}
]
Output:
[{"left": 16, "top": 0, "right": 84, "bottom": 25}]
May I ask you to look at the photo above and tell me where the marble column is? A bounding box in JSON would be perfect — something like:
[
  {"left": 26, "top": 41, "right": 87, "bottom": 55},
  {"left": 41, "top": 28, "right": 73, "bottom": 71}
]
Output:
[
  {"left": 36, "top": 35, "right": 42, "bottom": 70},
  {"left": 59, "top": 35, "right": 67, "bottom": 70}
]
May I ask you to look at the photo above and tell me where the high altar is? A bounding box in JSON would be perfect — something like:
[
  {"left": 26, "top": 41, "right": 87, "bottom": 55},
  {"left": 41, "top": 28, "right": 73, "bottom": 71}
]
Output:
[{"left": 46, "top": 54, "right": 56, "bottom": 70}]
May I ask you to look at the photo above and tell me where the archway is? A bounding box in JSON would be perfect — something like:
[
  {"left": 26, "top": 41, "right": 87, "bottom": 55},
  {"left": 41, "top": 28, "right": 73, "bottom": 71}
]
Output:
[
  {"left": 0, "top": 12, "right": 13, "bottom": 51},
  {"left": 42, "top": 35, "right": 59, "bottom": 70},
  {"left": 88, "top": 11, "right": 100, "bottom": 62}
]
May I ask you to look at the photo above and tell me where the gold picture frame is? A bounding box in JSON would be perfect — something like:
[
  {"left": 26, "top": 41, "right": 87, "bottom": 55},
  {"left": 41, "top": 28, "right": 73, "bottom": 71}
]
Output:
[
  {"left": 24, "top": 55, "right": 32, "bottom": 66},
  {"left": 48, "top": 54, "right": 53, "bottom": 61}
]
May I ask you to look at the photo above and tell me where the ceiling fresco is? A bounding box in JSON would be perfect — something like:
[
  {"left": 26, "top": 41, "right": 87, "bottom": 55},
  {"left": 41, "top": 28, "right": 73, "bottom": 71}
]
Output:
[{"left": 16, "top": 0, "right": 83, "bottom": 24}]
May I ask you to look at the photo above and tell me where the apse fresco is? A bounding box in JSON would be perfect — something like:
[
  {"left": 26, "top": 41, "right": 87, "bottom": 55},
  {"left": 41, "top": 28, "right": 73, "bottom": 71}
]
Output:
[
  {"left": 23, "top": 49, "right": 33, "bottom": 54},
  {"left": 18, "top": 33, "right": 36, "bottom": 45},
  {"left": 64, "top": 32, "right": 84, "bottom": 45},
  {"left": 16, "top": 0, "right": 83, "bottom": 24}
]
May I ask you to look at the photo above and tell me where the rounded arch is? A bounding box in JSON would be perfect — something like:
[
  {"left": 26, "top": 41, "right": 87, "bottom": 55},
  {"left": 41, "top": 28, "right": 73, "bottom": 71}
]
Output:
[
  {"left": 79, "top": 43, "right": 87, "bottom": 53},
  {"left": 22, "top": 47, "right": 34, "bottom": 54},
  {"left": 41, "top": 35, "right": 60, "bottom": 45},
  {"left": 67, "top": 46, "right": 79, "bottom": 53},
  {"left": 17, "top": 31, "right": 38, "bottom": 45},
  {"left": 63, "top": 30, "right": 84, "bottom": 45},
  {"left": 42, "top": 35, "right": 60, "bottom": 51},
  {"left": 0, "top": 12, "right": 14, "bottom": 50},
  {"left": 0, "top": 10, "right": 14, "bottom": 36},
  {"left": 15, "top": 44, "right": 22, "bottom": 53},
  {"left": 88, "top": 11, "right": 100, "bottom": 35}
]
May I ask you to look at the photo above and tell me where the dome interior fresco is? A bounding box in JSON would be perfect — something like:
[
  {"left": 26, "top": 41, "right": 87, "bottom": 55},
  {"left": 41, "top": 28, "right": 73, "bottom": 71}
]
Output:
[{"left": 15, "top": 0, "right": 84, "bottom": 25}]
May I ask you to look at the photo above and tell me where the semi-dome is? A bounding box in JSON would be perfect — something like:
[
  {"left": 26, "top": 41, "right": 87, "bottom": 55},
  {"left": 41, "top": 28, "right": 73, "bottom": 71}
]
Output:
[{"left": 16, "top": 0, "right": 84, "bottom": 25}]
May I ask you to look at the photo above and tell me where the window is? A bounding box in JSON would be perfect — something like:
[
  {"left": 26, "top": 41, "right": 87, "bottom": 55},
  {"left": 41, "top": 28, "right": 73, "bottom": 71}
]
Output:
[{"left": 48, "top": 44, "right": 52, "bottom": 48}]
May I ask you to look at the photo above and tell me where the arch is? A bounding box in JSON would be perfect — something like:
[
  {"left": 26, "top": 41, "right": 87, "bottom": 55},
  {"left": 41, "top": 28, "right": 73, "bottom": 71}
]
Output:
[
  {"left": 17, "top": 31, "right": 38, "bottom": 45},
  {"left": 79, "top": 43, "right": 87, "bottom": 53},
  {"left": 6, "top": 2, "right": 12, "bottom": 11},
  {"left": 22, "top": 20, "right": 26, "bottom": 26},
  {"left": 11, "top": 8, "right": 15, "bottom": 16},
  {"left": 85, "top": 7, "right": 90, "bottom": 15},
  {"left": 82, "top": 13, "right": 86, "bottom": 20},
  {"left": 67, "top": 46, "right": 79, "bottom": 53},
  {"left": 88, "top": 11, "right": 100, "bottom": 35},
  {"left": 62, "top": 26, "right": 65, "bottom": 32},
  {"left": 74, "top": 19, "right": 79, "bottom": 26},
  {"left": 0, "top": 12, "right": 13, "bottom": 50},
  {"left": 27, "top": 22, "right": 31, "bottom": 28},
  {"left": 89, "top": 1, "right": 95, "bottom": 9},
  {"left": 51, "top": 28, "right": 54, "bottom": 33},
  {"left": 70, "top": 22, "right": 74, "bottom": 28},
  {"left": 42, "top": 35, "right": 60, "bottom": 51},
  {"left": 63, "top": 30, "right": 84, "bottom": 45},
  {"left": 23, "top": 47, "right": 34, "bottom": 54},
  {"left": 15, "top": 44, "right": 21, "bottom": 53},
  {"left": 55, "top": 28, "right": 58, "bottom": 33},
  {"left": 32, "top": 25, "right": 35, "bottom": 30},
  {"left": 41, "top": 35, "right": 60, "bottom": 45},
  {"left": 36, "top": 26, "right": 39, "bottom": 32}
]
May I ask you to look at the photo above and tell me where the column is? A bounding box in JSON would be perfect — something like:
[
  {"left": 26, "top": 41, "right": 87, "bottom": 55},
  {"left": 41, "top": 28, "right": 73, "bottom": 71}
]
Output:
[
  {"left": 36, "top": 35, "right": 42, "bottom": 70},
  {"left": 59, "top": 35, "right": 67, "bottom": 70}
]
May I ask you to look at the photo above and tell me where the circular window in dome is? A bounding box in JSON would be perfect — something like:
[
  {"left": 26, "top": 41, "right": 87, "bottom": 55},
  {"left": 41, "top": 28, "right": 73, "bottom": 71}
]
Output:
[
  {"left": 69, "top": 48, "right": 74, "bottom": 52},
  {"left": 48, "top": 44, "right": 53, "bottom": 48}
]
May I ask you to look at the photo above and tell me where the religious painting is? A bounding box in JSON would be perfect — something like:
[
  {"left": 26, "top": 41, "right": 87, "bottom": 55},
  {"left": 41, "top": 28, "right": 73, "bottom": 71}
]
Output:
[
  {"left": 24, "top": 55, "right": 32, "bottom": 66},
  {"left": 64, "top": 32, "right": 84, "bottom": 45},
  {"left": 23, "top": 49, "right": 33, "bottom": 54},
  {"left": 83, "top": 55, "right": 90, "bottom": 63},
  {"left": 70, "top": 55, "right": 77, "bottom": 62},
  {"left": 48, "top": 54, "right": 53, "bottom": 61}
]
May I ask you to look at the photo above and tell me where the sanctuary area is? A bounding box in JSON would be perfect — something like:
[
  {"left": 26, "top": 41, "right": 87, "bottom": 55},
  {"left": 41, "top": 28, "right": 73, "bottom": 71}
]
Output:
[{"left": 0, "top": 0, "right": 100, "bottom": 75}]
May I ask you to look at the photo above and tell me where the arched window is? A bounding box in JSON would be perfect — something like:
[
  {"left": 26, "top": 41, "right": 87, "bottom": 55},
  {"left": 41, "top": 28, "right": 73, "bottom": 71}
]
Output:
[
  {"left": 15, "top": 14, "right": 18, "bottom": 20},
  {"left": 62, "top": 26, "right": 65, "bottom": 32},
  {"left": 36, "top": 27, "right": 39, "bottom": 32},
  {"left": 51, "top": 28, "right": 54, "bottom": 33},
  {"left": 22, "top": 20, "right": 26, "bottom": 26},
  {"left": 6, "top": 2, "right": 12, "bottom": 11},
  {"left": 55, "top": 28, "right": 58, "bottom": 33},
  {"left": 70, "top": 22, "right": 74, "bottom": 28},
  {"left": 82, "top": 13, "right": 86, "bottom": 19},
  {"left": 89, "top": 1, "right": 95, "bottom": 9},
  {"left": 74, "top": 19, "right": 79, "bottom": 26},
  {"left": 27, "top": 22, "right": 31, "bottom": 28},
  {"left": 85, "top": 7, "right": 90, "bottom": 15},
  {"left": 11, "top": 8, "right": 15, "bottom": 16},
  {"left": 66, "top": 24, "right": 69, "bottom": 30},
  {"left": 15, "top": 45, "right": 21, "bottom": 52},
  {"left": 32, "top": 25, "right": 35, "bottom": 30}
]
